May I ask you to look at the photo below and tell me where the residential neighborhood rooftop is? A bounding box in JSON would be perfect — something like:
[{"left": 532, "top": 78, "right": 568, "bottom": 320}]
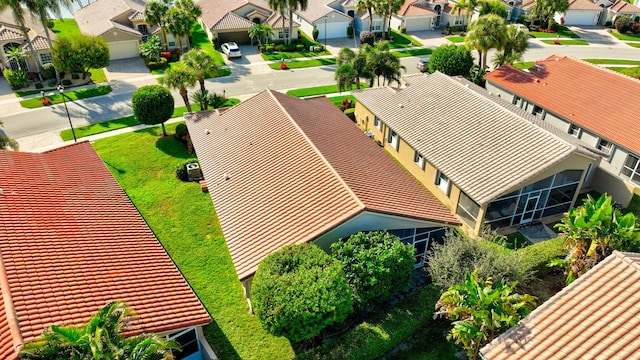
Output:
[
  {"left": 75, "top": 0, "right": 149, "bottom": 37},
  {"left": 481, "top": 251, "right": 640, "bottom": 359},
  {"left": 0, "top": 142, "right": 210, "bottom": 359},
  {"left": 185, "top": 90, "right": 459, "bottom": 280},
  {"left": 485, "top": 55, "right": 640, "bottom": 155},
  {"left": 352, "top": 72, "right": 596, "bottom": 205}
]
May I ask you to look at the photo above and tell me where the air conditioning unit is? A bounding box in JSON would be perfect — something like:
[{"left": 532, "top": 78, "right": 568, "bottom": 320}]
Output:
[{"left": 186, "top": 163, "right": 204, "bottom": 182}]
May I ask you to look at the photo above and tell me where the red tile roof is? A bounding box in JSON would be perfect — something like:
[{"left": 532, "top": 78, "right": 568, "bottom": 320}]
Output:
[
  {"left": 610, "top": 0, "right": 640, "bottom": 13},
  {"left": 485, "top": 55, "right": 640, "bottom": 155},
  {"left": 185, "top": 90, "right": 458, "bottom": 280},
  {"left": 0, "top": 142, "right": 210, "bottom": 358},
  {"left": 398, "top": 0, "right": 437, "bottom": 16},
  {"left": 481, "top": 251, "right": 640, "bottom": 359},
  {"left": 568, "top": 0, "right": 602, "bottom": 10}
]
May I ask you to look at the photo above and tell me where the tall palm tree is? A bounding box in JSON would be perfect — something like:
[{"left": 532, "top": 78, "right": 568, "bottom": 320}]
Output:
[
  {"left": 19, "top": 301, "right": 181, "bottom": 360},
  {"left": 335, "top": 63, "right": 356, "bottom": 92},
  {"left": 0, "top": 0, "right": 42, "bottom": 80},
  {"left": 268, "top": 0, "right": 287, "bottom": 42},
  {"left": 145, "top": 1, "right": 171, "bottom": 50},
  {"left": 464, "top": 14, "right": 506, "bottom": 69},
  {"left": 356, "top": 0, "right": 375, "bottom": 31},
  {"left": 493, "top": 24, "right": 529, "bottom": 68},
  {"left": 373, "top": 0, "right": 403, "bottom": 39},
  {"left": 182, "top": 48, "right": 219, "bottom": 93},
  {"left": 451, "top": 0, "right": 478, "bottom": 25},
  {"left": 165, "top": 7, "right": 194, "bottom": 53},
  {"left": 286, "top": 0, "right": 307, "bottom": 45},
  {"left": 159, "top": 63, "right": 198, "bottom": 112},
  {"left": 248, "top": 23, "right": 272, "bottom": 45},
  {"left": 5, "top": 45, "right": 26, "bottom": 69}
]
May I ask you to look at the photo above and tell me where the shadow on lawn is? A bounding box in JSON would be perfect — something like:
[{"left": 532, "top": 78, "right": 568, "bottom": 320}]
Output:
[
  {"left": 203, "top": 320, "right": 242, "bottom": 360},
  {"left": 153, "top": 132, "right": 195, "bottom": 159}
]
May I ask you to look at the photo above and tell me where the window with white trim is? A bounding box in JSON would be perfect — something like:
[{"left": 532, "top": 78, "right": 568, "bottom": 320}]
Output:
[
  {"left": 39, "top": 52, "right": 53, "bottom": 65},
  {"left": 374, "top": 116, "right": 381, "bottom": 130},
  {"left": 414, "top": 150, "right": 425, "bottom": 169},
  {"left": 387, "top": 129, "right": 399, "bottom": 150},
  {"left": 454, "top": 17, "right": 464, "bottom": 25},
  {"left": 435, "top": 170, "right": 450, "bottom": 196},
  {"left": 531, "top": 105, "right": 543, "bottom": 116},
  {"left": 597, "top": 139, "right": 613, "bottom": 155},
  {"left": 622, "top": 154, "right": 640, "bottom": 184},
  {"left": 457, "top": 191, "right": 480, "bottom": 226},
  {"left": 168, "top": 328, "right": 200, "bottom": 360},
  {"left": 568, "top": 124, "right": 580, "bottom": 137},
  {"left": 372, "top": 19, "right": 383, "bottom": 32},
  {"left": 278, "top": 28, "right": 290, "bottom": 39}
]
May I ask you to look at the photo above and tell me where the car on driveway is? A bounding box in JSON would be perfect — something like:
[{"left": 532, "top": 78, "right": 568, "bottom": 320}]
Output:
[
  {"left": 417, "top": 57, "right": 429, "bottom": 72},
  {"left": 221, "top": 42, "right": 242, "bottom": 58}
]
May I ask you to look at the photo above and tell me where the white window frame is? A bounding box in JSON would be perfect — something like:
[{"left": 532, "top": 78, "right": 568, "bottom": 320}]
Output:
[
  {"left": 39, "top": 52, "right": 53, "bottom": 65},
  {"left": 568, "top": 124, "right": 580, "bottom": 137},
  {"left": 531, "top": 104, "right": 543, "bottom": 116},
  {"left": 372, "top": 19, "right": 383, "bottom": 32},
  {"left": 167, "top": 328, "right": 200, "bottom": 360},
  {"left": 435, "top": 170, "right": 450, "bottom": 196},
  {"left": 454, "top": 17, "right": 464, "bottom": 25},
  {"left": 278, "top": 28, "right": 290, "bottom": 39},
  {"left": 414, "top": 150, "right": 425, "bottom": 169},
  {"left": 622, "top": 153, "right": 640, "bottom": 184},
  {"left": 597, "top": 139, "right": 613, "bottom": 155},
  {"left": 388, "top": 129, "right": 399, "bottom": 150}
]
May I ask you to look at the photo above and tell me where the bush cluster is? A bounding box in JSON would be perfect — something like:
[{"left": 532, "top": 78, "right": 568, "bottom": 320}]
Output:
[
  {"left": 35, "top": 83, "right": 43, "bottom": 89},
  {"left": 175, "top": 123, "right": 189, "bottom": 142},
  {"left": 146, "top": 57, "right": 168, "bottom": 70},
  {"left": 4, "top": 68, "right": 29, "bottom": 90},
  {"left": 615, "top": 15, "right": 637, "bottom": 34},
  {"left": 175, "top": 159, "right": 199, "bottom": 181},
  {"left": 360, "top": 31, "right": 374, "bottom": 46},
  {"left": 40, "top": 63, "right": 56, "bottom": 80},
  {"left": 61, "top": 79, "right": 72, "bottom": 86}
]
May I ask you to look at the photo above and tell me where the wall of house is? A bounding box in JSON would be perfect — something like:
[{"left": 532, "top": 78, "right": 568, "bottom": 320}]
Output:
[
  {"left": 591, "top": 167, "right": 635, "bottom": 207},
  {"left": 101, "top": 29, "right": 141, "bottom": 42}
]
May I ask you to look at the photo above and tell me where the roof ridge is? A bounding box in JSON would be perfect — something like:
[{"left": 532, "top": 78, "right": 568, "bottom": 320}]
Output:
[
  {"left": 0, "top": 253, "right": 23, "bottom": 355},
  {"left": 266, "top": 89, "right": 366, "bottom": 212},
  {"left": 543, "top": 54, "right": 640, "bottom": 84},
  {"left": 614, "top": 250, "right": 640, "bottom": 272}
]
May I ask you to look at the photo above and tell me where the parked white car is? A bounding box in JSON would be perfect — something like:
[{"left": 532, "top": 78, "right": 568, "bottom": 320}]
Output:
[{"left": 221, "top": 42, "right": 242, "bottom": 58}]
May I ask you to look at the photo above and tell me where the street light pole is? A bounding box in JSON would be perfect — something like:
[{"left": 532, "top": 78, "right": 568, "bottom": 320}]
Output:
[
  {"left": 58, "top": 85, "right": 76, "bottom": 143},
  {"left": 324, "top": 16, "right": 327, "bottom": 49}
]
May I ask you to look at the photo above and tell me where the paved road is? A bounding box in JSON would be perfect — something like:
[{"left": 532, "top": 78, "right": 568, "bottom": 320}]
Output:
[{"left": 1, "top": 40, "right": 639, "bottom": 145}]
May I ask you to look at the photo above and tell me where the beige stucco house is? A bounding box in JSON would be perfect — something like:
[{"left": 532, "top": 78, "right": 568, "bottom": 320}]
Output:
[
  {"left": 352, "top": 72, "right": 600, "bottom": 235},
  {"left": 0, "top": 9, "right": 56, "bottom": 73}
]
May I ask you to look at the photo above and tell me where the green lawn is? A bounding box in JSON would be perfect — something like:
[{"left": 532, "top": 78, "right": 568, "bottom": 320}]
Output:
[
  {"left": 529, "top": 26, "right": 579, "bottom": 38},
  {"left": 287, "top": 83, "right": 369, "bottom": 97},
  {"left": 609, "top": 65, "right": 640, "bottom": 77},
  {"left": 60, "top": 99, "right": 240, "bottom": 141},
  {"left": 328, "top": 95, "right": 356, "bottom": 106},
  {"left": 541, "top": 39, "right": 589, "bottom": 45},
  {"left": 627, "top": 42, "right": 640, "bottom": 48},
  {"left": 389, "top": 30, "right": 423, "bottom": 48},
  {"left": 93, "top": 125, "right": 294, "bottom": 360},
  {"left": 20, "top": 86, "right": 112, "bottom": 108},
  {"left": 446, "top": 35, "right": 465, "bottom": 43},
  {"left": 584, "top": 59, "right": 640, "bottom": 65},
  {"left": 268, "top": 58, "right": 336, "bottom": 69},
  {"left": 261, "top": 49, "right": 331, "bottom": 61},
  {"left": 513, "top": 61, "right": 535, "bottom": 69},
  {"left": 609, "top": 31, "right": 640, "bottom": 41},
  {"left": 51, "top": 19, "right": 82, "bottom": 38},
  {"left": 391, "top": 48, "right": 432, "bottom": 58}
]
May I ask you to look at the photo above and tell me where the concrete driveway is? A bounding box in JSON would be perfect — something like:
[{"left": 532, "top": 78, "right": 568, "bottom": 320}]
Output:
[
  {"left": 566, "top": 26, "right": 623, "bottom": 47},
  {"left": 104, "top": 57, "right": 151, "bottom": 82}
]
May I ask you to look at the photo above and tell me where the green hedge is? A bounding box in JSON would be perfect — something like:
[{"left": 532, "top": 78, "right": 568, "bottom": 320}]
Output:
[{"left": 518, "top": 237, "right": 567, "bottom": 276}]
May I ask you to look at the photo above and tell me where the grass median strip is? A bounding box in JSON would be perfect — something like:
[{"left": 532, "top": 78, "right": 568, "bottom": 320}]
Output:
[
  {"left": 529, "top": 26, "right": 579, "bottom": 38},
  {"left": 584, "top": 59, "right": 640, "bottom": 65},
  {"left": 391, "top": 48, "right": 432, "bottom": 58},
  {"left": 21, "top": 85, "right": 112, "bottom": 109},
  {"left": 541, "top": 39, "right": 589, "bottom": 45},
  {"left": 446, "top": 35, "right": 465, "bottom": 43},
  {"left": 287, "top": 84, "right": 368, "bottom": 97},
  {"left": 269, "top": 57, "right": 336, "bottom": 70}
]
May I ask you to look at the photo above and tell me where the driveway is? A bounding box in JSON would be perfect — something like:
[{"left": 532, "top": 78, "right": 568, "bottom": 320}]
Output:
[
  {"left": 104, "top": 57, "right": 152, "bottom": 82},
  {"left": 566, "top": 26, "right": 623, "bottom": 47}
]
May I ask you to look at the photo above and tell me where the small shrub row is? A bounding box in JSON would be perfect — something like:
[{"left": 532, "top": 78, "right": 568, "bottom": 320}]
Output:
[
  {"left": 145, "top": 57, "right": 168, "bottom": 70},
  {"left": 3, "top": 68, "right": 29, "bottom": 90}
]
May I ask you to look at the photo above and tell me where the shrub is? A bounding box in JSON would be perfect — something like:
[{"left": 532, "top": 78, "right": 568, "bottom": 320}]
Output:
[
  {"left": 331, "top": 231, "right": 414, "bottom": 308},
  {"left": 175, "top": 159, "right": 198, "bottom": 181},
  {"left": 265, "top": 45, "right": 274, "bottom": 54},
  {"left": 344, "top": 108, "right": 355, "bottom": 122},
  {"left": 258, "top": 44, "right": 266, "bottom": 53},
  {"left": 40, "top": 63, "right": 56, "bottom": 79},
  {"left": 160, "top": 51, "right": 171, "bottom": 60},
  {"left": 47, "top": 80, "right": 56, "bottom": 87},
  {"left": 347, "top": 25, "right": 354, "bottom": 38},
  {"left": 615, "top": 15, "right": 634, "bottom": 34},
  {"left": 35, "top": 82, "right": 43, "bottom": 89},
  {"left": 550, "top": 21, "right": 560, "bottom": 31},
  {"left": 252, "top": 243, "right": 353, "bottom": 342},
  {"left": 399, "top": 26, "right": 406, "bottom": 34},
  {"left": 360, "top": 31, "right": 374, "bottom": 46},
  {"left": 312, "top": 28, "right": 319, "bottom": 41},
  {"left": 61, "top": 79, "right": 72, "bottom": 86},
  {"left": 3, "top": 68, "right": 29, "bottom": 90},
  {"left": 518, "top": 237, "right": 567, "bottom": 276},
  {"left": 132, "top": 85, "right": 174, "bottom": 136},
  {"left": 605, "top": 20, "right": 613, "bottom": 28},
  {"left": 274, "top": 44, "right": 283, "bottom": 52},
  {"left": 46, "top": 19, "right": 54, "bottom": 29},
  {"left": 170, "top": 53, "right": 179, "bottom": 62},
  {"left": 146, "top": 58, "right": 168, "bottom": 70},
  {"left": 296, "top": 44, "right": 304, "bottom": 51},
  {"left": 429, "top": 44, "right": 474, "bottom": 77},
  {"left": 427, "top": 228, "right": 530, "bottom": 291},
  {"left": 71, "top": 73, "right": 80, "bottom": 80},
  {"left": 175, "top": 123, "right": 189, "bottom": 142}
]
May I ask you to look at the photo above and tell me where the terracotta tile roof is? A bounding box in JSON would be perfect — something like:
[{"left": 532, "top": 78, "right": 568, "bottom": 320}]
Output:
[
  {"left": 568, "top": 0, "right": 602, "bottom": 10},
  {"left": 211, "top": 12, "right": 255, "bottom": 30},
  {"left": 485, "top": 55, "right": 640, "bottom": 155},
  {"left": 0, "top": 26, "right": 22, "bottom": 41},
  {"left": 521, "top": 0, "right": 536, "bottom": 11},
  {"left": 609, "top": 0, "right": 640, "bottom": 12},
  {"left": 294, "top": 0, "right": 352, "bottom": 23},
  {"left": 75, "top": 0, "right": 145, "bottom": 37},
  {"left": 265, "top": 12, "right": 300, "bottom": 29},
  {"left": 0, "top": 142, "right": 210, "bottom": 358},
  {"left": 185, "top": 90, "right": 458, "bottom": 280},
  {"left": 481, "top": 251, "right": 640, "bottom": 360},
  {"left": 399, "top": 0, "right": 438, "bottom": 16},
  {"left": 353, "top": 72, "right": 596, "bottom": 206},
  {"left": 0, "top": 8, "right": 56, "bottom": 50},
  {"left": 199, "top": 0, "right": 272, "bottom": 31}
]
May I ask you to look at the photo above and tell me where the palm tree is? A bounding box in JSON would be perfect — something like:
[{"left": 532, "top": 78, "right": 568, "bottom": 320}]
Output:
[
  {"left": 337, "top": 47, "right": 355, "bottom": 66},
  {"left": 5, "top": 45, "right": 26, "bottom": 70},
  {"left": 0, "top": 0, "right": 43, "bottom": 80},
  {"left": 451, "top": 0, "right": 479, "bottom": 25},
  {"left": 165, "top": 7, "right": 194, "bottom": 53},
  {"left": 269, "top": 0, "right": 287, "bottom": 42},
  {"left": 435, "top": 270, "right": 536, "bottom": 360},
  {"left": 356, "top": 0, "right": 375, "bottom": 31},
  {"left": 248, "top": 23, "right": 273, "bottom": 45},
  {"left": 19, "top": 301, "right": 181, "bottom": 360},
  {"left": 145, "top": 1, "right": 171, "bottom": 50},
  {"left": 373, "top": 0, "right": 403, "bottom": 39},
  {"left": 493, "top": 24, "right": 529, "bottom": 68},
  {"left": 335, "top": 63, "right": 356, "bottom": 92},
  {"left": 0, "top": 121, "right": 18, "bottom": 150},
  {"left": 159, "top": 63, "right": 198, "bottom": 112},
  {"left": 182, "top": 48, "right": 219, "bottom": 93},
  {"left": 464, "top": 14, "right": 506, "bottom": 69},
  {"left": 286, "top": 0, "right": 307, "bottom": 45}
]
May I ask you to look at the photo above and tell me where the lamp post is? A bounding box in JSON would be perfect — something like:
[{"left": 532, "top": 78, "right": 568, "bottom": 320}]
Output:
[
  {"left": 324, "top": 15, "right": 327, "bottom": 49},
  {"left": 58, "top": 85, "right": 76, "bottom": 142}
]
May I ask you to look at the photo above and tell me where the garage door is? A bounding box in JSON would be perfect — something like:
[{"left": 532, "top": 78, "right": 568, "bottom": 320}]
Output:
[
  {"left": 563, "top": 10, "right": 599, "bottom": 26},
  {"left": 317, "top": 22, "right": 348, "bottom": 39},
  {"left": 405, "top": 17, "right": 433, "bottom": 31},
  {"left": 219, "top": 31, "right": 251, "bottom": 45},
  {"left": 109, "top": 40, "right": 140, "bottom": 60}
]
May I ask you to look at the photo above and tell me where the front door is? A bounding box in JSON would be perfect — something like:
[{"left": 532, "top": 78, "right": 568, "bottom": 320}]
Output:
[{"left": 520, "top": 192, "right": 540, "bottom": 224}]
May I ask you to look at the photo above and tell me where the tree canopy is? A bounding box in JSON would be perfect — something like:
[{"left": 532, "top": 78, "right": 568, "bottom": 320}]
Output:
[
  {"left": 131, "top": 85, "right": 175, "bottom": 136},
  {"left": 52, "top": 35, "right": 109, "bottom": 78},
  {"left": 532, "top": 0, "right": 569, "bottom": 25},
  {"left": 465, "top": 14, "right": 507, "bottom": 69},
  {"left": 429, "top": 44, "right": 474, "bottom": 76},
  {"left": 181, "top": 48, "right": 219, "bottom": 92},
  {"left": 159, "top": 63, "right": 198, "bottom": 112}
]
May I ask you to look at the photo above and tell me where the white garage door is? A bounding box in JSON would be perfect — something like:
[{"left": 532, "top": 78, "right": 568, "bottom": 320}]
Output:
[
  {"left": 405, "top": 17, "right": 433, "bottom": 31},
  {"left": 563, "top": 10, "right": 599, "bottom": 26},
  {"left": 109, "top": 40, "right": 140, "bottom": 60},
  {"left": 317, "top": 22, "right": 348, "bottom": 39}
]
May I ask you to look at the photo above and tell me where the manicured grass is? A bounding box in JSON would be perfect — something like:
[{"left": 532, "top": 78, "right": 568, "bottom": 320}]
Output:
[
  {"left": 609, "top": 31, "right": 640, "bottom": 41},
  {"left": 89, "top": 68, "right": 108, "bottom": 83},
  {"left": 268, "top": 57, "right": 336, "bottom": 69},
  {"left": 51, "top": 19, "right": 82, "bottom": 38},
  {"left": 190, "top": 23, "right": 225, "bottom": 66},
  {"left": 392, "top": 48, "right": 432, "bottom": 58},
  {"left": 287, "top": 83, "right": 369, "bottom": 97},
  {"left": 261, "top": 50, "right": 331, "bottom": 61},
  {"left": 627, "top": 42, "right": 640, "bottom": 48},
  {"left": 328, "top": 95, "right": 356, "bottom": 106},
  {"left": 20, "top": 86, "right": 112, "bottom": 108},
  {"left": 447, "top": 35, "right": 465, "bottom": 43},
  {"left": 541, "top": 39, "right": 589, "bottom": 45},
  {"left": 584, "top": 58, "right": 640, "bottom": 65},
  {"left": 93, "top": 125, "right": 295, "bottom": 360},
  {"left": 60, "top": 99, "right": 240, "bottom": 141},
  {"left": 389, "top": 30, "right": 423, "bottom": 48},
  {"left": 529, "top": 26, "right": 579, "bottom": 38},
  {"left": 609, "top": 66, "right": 640, "bottom": 77},
  {"left": 513, "top": 61, "right": 535, "bottom": 69},
  {"left": 298, "top": 285, "right": 457, "bottom": 359}
]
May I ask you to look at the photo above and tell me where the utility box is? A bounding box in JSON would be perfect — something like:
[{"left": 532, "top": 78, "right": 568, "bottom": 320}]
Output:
[{"left": 186, "top": 162, "right": 204, "bottom": 182}]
